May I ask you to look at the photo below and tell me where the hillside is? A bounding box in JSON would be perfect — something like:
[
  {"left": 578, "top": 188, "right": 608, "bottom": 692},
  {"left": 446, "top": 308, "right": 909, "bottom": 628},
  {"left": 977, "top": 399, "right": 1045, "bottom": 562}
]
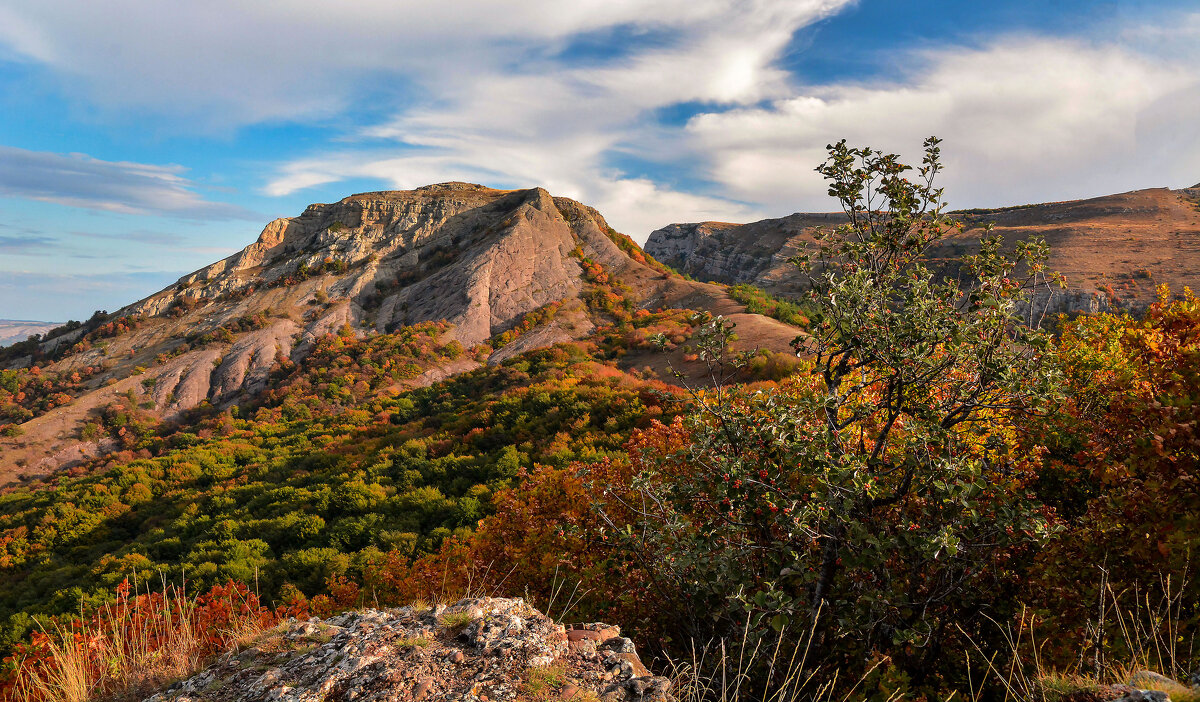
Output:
[
  {"left": 646, "top": 186, "right": 1200, "bottom": 319},
  {"left": 2, "top": 175, "right": 1198, "bottom": 701},
  {"left": 0, "top": 183, "right": 801, "bottom": 483}
]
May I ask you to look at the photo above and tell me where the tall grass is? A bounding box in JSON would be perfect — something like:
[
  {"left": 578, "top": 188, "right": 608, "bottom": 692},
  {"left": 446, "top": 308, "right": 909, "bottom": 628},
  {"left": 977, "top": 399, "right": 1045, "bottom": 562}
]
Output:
[
  {"left": 958, "top": 566, "right": 1198, "bottom": 702},
  {"left": 655, "top": 607, "right": 906, "bottom": 702},
  {"left": 6, "top": 579, "right": 284, "bottom": 702}
]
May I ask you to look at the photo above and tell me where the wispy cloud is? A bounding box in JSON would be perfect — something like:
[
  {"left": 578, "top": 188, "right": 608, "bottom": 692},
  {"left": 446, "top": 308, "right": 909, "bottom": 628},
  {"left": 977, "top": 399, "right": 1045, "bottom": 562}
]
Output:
[
  {"left": 262, "top": 9, "right": 1200, "bottom": 236},
  {"left": 0, "top": 1, "right": 1196, "bottom": 245},
  {"left": 261, "top": 1, "right": 855, "bottom": 236},
  {"left": 69, "top": 228, "right": 187, "bottom": 245},
  {"left": 0, "top": 146, "right": 259, "bottom": 219},
  {"left": 0, "top": 233, "right": 57, "bottom": 254},
  {"left": 0, "top": 1, "right": 847, "bottom": 127}
]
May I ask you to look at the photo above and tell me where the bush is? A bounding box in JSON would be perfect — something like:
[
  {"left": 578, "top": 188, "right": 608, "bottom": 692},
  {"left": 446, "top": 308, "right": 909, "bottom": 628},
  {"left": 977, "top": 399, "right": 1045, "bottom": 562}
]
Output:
[{"left": 593, "top": 138, "right": 1066, "bottom": 685}]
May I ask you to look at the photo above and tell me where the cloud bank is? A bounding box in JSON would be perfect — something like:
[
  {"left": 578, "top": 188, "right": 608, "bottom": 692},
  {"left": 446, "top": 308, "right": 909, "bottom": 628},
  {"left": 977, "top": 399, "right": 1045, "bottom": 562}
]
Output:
[
  {"left": 0, "top": 146, "right": 257, "bottom": 219},
  {"left": 0, "top": 2, "right": 1196, "bottom": 242},
  {"left": 260, "top": 9, "right": 1200, "bottom": 236}
]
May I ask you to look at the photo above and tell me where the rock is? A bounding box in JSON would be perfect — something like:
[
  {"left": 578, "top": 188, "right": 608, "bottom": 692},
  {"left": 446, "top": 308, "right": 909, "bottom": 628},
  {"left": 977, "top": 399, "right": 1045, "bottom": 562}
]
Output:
[
  {"left": 142, "top": 597, "right": 669, "bottom": 702},
  {"left": 644, "top": 187, "right": 1200, "bottom": 322},
  {"left": 598, "top": 637, "right": 637, "bottom": 654},
  {"left": 1118, "top": 691, "right": 1170, "bottom": 702},
  {"left": 601, "top": 676, "right": 672, "bottom": 702},
  {"left": 566, "top": 625, "right": 620, "bottom": 644},
  {"left": 1059, "top": 685, "right": 1134, "bottom": 702},
  {"left": 1128, "top": 671, "right": 1180, "bottom": 690}
]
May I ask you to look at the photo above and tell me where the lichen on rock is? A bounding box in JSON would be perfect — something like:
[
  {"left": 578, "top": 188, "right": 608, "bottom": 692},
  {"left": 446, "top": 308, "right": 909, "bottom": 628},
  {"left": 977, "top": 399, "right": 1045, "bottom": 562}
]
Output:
[{"left": 145, "top": 598, "right": 672, "bottom": 702}]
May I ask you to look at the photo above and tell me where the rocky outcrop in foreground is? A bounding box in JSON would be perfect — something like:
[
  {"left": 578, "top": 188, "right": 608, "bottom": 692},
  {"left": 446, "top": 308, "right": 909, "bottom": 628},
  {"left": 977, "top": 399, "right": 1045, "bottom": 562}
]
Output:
[{"left": 147, "top": 598, "right": 671, "bottom": 702}]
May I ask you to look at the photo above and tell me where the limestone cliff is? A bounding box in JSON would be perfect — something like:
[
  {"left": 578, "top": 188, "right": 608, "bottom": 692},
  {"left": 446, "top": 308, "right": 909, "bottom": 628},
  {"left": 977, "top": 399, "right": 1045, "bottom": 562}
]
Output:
[
  {"left": 0, "top": 184, "right": 801, "bottom": 481},
  {"left": 646, "top": 187, "right": 1200, "bottom": 319}
]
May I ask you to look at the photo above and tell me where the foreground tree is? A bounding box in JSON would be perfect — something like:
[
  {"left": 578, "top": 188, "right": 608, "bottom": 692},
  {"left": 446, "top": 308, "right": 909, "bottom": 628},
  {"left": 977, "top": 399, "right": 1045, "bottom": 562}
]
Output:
[{"left": 596, "top": 138, "right": 1066, "bottom": 681}]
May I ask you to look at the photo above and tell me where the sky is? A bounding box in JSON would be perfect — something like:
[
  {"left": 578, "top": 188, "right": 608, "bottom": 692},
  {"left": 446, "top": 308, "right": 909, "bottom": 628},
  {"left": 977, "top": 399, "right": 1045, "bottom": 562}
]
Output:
[{"left": 0, "top": 0, "right": 1198, "bottom": 322}]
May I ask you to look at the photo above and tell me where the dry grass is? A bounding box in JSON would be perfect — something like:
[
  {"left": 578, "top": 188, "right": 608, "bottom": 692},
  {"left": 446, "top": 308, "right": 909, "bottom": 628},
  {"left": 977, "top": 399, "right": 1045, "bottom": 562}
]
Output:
[
  {"left": 395, "top": 636, "right": 431, "bottom": 649},
  {"left": 11, "top": 581, "right": 272, "bottom": 702},
  {"left": 661, "top": 609, "right": 905, "bottom": 702},
  {"left": 518, "top": 662, "right": 569, "bottom": 702},
  {"left": 958, "top": 566, "right": 1197, "bottom": 702}
]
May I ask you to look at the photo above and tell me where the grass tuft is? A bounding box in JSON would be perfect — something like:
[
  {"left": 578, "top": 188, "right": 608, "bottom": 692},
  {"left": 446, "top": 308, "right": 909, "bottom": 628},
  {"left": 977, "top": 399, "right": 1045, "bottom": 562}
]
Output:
[
  {"left": 438, "top": 611, "right": 474, "bottom": 634},
  {"left": 518, "top": 663, "right": 569, "bottom": 702},
  {"left": 10, "top": 580, "right": 273, "bottom": 702}
]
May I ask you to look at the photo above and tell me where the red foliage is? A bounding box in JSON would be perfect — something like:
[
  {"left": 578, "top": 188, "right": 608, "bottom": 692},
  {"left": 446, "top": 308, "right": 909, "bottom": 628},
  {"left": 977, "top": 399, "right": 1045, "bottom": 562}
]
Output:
[{"left": 1, "top": 579, "right": 306, "bottom": 700}]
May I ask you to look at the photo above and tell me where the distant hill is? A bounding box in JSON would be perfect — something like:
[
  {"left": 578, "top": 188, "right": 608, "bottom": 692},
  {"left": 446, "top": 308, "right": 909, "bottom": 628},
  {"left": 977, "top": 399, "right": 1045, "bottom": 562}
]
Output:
[
  {"left": 646, "top": 186, "right": 1200, "bottom": 320},
  {"left": 0, "top": 183, "right": 800, "bottom": 481},
  {"left": 0, "top": 320, "right": 59, "bottom": 347}
]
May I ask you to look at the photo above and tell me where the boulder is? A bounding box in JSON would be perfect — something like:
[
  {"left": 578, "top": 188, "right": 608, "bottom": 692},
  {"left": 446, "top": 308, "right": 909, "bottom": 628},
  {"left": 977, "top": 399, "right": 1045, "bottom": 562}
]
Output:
[{"left": 144, "top": 597, "right": 672, "bottom": 702}]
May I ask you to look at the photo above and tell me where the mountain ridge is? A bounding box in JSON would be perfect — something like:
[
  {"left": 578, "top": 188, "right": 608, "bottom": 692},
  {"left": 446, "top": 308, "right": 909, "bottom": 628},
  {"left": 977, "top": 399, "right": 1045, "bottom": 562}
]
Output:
[
  {"left": 0, "top": 183, "right": 800, "bottom": 482},
  {"left": 645, "top": 186, "right": 1200, "bottom": 319},
  {"left": 0, "top": 320, "right": 60, "bottom": 348}
]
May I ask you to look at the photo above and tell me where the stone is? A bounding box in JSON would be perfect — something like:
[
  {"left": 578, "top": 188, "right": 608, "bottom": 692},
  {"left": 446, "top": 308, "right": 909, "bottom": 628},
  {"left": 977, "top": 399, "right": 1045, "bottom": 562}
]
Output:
[
  {"left": 601, "top": 676, "right": 672, "bottom": 702},
  {"left": 1119, "top": 691, "right": 1170, "bottom": 702},
  {"left": 142, "top": 597, "right": 669, "bottom": 702},
  {"left": 1128, "top": 671, "right": 1180, "bottom": 690}
]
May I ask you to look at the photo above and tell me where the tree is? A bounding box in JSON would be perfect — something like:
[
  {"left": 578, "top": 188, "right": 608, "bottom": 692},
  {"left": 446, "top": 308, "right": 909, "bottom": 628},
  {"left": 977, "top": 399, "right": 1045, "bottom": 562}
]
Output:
[
  {"left": 1033, "top": 288, "right": 1200, "bottom": 675},
  {"left": 596, "top": 138, "right": 1066, "bottom": 680}
]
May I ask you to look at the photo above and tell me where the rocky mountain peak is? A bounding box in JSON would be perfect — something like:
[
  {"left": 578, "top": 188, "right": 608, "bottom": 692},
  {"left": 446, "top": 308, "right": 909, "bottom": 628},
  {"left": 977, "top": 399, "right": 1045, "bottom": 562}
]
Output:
[{"left": 0, "top": 183, "right": 803, "bottom": 481}]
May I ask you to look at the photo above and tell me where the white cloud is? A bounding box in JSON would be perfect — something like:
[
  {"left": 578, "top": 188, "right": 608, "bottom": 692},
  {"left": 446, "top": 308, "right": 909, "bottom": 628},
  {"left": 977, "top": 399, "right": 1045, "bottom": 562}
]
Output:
[
  {"left": 686, "top": 32, "right": 1200, "bottom": 212},
  {"left": 0, "top": 0, "right": 851, "bottom": 237},
  {"left": 263, "top": 9, "right": 1200, "bottom": 238},
  {"left": 256, "top": 1, "right": 852, "bottom": 237},
  {"left": 0, "top": 146, "right": 257, "bottom": 219},
  {"left": 4, "top": 1, "right": 1196, "bottom": 240},
  {"left": 0, "top": 1, "right": 844, "bottom": 127}
]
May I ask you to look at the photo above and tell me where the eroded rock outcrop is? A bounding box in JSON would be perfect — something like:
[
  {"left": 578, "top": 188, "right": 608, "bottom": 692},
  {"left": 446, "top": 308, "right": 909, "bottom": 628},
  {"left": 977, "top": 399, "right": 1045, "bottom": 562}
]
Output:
[
  {"left": 646, "top": 187, "right": 1200, "bottom": 319},
  {"left": 147, "top": 598, "right": 671, "bottom": 702},
  {"left": 1, "top": 183, "right": 802, "bottom": 480}
]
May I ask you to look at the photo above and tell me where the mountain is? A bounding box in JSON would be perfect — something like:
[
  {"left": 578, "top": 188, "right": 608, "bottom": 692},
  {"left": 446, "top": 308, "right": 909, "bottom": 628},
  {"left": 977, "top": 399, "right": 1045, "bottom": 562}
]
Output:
[
  {"left": 0, "top": 183, "right": 800, "bottom": 482},
  {"left": 646, "top": 186, "right": 1200, "bottom": 319},
  {"left": 0, "top": 320, "right": 59, "bottom": 347}
]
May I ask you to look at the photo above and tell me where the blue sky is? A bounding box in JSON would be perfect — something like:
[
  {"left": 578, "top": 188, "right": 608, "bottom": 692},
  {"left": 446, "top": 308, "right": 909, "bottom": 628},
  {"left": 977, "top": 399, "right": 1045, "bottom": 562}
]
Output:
[{"left": 0, "top": 0, "right": 1198, "bottom": 322}]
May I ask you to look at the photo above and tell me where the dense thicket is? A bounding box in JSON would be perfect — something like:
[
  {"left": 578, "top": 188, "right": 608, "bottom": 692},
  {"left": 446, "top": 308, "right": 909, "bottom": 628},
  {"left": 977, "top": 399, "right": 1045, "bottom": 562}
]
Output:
[{"left": 0, "top": 332, "right": 673, "bottom": 652}]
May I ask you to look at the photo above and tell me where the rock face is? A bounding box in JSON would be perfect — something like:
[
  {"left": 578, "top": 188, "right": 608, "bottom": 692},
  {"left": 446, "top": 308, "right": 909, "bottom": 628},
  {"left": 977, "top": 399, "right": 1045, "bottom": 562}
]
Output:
[
  {"left": 646, "top": 215, "right": 844, "bottom": 289},
  {"left": 147, "top": 598, "right": 671, "bottom": 702},
  {"left": 1, "top": 181, "right": 803, "bottom": 483},
  {"left": 646, "top": 187, "right": 1200, "bottom": 319},
  {"left": 121, "top": 184, "right": 605, "bottom": 350}
]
